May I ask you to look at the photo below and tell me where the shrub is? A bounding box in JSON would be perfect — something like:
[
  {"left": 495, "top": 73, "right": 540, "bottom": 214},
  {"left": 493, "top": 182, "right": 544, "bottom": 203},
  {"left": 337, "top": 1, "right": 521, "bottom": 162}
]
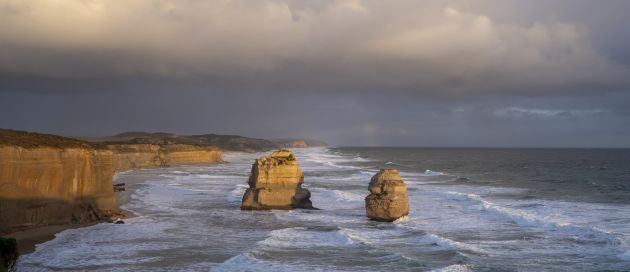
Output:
[{"left": 0, "top": 237, "right": 18, "bottom": 272}]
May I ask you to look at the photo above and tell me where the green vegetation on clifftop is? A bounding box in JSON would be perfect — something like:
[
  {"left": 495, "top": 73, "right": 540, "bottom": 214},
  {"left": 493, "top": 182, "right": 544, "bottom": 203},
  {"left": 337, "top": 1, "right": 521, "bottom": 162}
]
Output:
[{"left": 0, "top": 129, "right": 104, "bottom": 149}]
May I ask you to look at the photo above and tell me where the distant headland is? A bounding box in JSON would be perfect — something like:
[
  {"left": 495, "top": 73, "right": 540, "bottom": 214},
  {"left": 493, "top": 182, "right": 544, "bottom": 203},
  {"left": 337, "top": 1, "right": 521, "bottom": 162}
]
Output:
[{"left": 81, "top": 131, "right": 328, "bottom": 152}]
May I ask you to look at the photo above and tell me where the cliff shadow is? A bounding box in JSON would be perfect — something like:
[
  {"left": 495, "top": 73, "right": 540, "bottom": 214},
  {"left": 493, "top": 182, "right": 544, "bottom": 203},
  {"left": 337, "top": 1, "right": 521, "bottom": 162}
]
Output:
[{"left": 0, "top": 197, "right": 117, "bottom": 236}]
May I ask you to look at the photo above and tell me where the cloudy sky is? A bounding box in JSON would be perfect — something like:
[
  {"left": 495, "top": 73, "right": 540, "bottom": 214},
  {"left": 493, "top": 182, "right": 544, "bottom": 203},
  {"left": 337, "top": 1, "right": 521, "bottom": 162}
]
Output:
[{"left": 1, "top": 0, "right": 629, "bottom": 147}]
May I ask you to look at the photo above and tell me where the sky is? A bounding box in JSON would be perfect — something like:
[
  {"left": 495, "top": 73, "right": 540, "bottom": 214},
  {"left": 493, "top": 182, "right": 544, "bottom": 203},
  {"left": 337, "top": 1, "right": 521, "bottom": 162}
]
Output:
[{"left": 1, "top": 0, "right": 630, "bottom": 147}]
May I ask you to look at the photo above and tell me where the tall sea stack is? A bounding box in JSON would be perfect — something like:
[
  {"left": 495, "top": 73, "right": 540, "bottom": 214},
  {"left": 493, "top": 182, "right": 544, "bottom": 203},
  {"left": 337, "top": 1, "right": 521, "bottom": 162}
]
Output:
[
  {"left": 365, "top": 169, "right": 409, "bottom": 222},
  {"left": 241, "top": 150, "right": 313, "bottom": 210}
]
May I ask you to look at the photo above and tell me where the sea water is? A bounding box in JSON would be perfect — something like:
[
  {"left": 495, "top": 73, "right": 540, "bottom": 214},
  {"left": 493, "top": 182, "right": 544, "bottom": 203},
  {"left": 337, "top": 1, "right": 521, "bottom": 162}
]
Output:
[{"left": 19, "top": 147, "right": 630, "bottom": 271}]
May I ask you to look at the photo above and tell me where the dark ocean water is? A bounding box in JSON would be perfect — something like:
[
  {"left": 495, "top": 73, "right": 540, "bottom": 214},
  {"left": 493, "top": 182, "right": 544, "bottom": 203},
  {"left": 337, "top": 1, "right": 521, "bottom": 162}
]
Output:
[
  {"left": 333, "top": 147, "right": 630, "bottom": 204},
  {"left": 19, "top": 147, "right": 630, "bottom": 271}
]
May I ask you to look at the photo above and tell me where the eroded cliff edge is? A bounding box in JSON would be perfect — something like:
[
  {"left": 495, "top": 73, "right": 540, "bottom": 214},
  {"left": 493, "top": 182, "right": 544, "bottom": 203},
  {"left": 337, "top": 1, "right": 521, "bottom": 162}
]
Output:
[{"left": 0, "top": 129, "right": 223, "bottom": 234}]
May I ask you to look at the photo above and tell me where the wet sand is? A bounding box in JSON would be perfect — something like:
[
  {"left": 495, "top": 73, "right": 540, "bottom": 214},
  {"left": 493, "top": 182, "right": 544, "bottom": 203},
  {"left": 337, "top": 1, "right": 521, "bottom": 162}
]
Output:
[{"left": 6, "top": 224, "right": 95, "bottom": 255}]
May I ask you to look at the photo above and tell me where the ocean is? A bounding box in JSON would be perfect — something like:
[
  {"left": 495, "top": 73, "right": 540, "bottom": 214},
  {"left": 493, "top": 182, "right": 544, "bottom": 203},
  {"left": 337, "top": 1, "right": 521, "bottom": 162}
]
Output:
[{"left": 19, "top": 147, "right": 630, "bottom": 271}]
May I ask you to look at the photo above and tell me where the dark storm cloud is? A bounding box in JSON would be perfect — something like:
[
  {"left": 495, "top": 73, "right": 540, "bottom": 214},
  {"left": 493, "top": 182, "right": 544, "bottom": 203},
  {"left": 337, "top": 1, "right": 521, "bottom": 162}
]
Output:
[{"left": 1, "top": 0, "right": 630, "bottom": 147}]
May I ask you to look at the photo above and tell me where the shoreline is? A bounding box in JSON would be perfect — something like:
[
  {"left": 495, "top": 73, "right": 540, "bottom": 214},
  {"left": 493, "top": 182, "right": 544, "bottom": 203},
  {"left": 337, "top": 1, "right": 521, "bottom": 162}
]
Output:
[
  {"left": 5, "top": 223, "right": 97, "bottom": 255},
  {"left": 8, "top": 153, "right": 259, "bottom": 255}
]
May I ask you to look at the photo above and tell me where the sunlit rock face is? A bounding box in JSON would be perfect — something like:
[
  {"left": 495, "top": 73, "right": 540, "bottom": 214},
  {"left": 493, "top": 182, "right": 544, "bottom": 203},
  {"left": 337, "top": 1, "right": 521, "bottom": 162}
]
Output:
[
  {"left": 365, "top": 169, "right": 409, "bottom": 222},
  {"left": 241, "top": 150, "right": 313, "bottom": 210},
  {"left": 107, "top": 144, "right": 223, "bottom": 171},
  {"left": 0, "top": 146, "right": 117, "bottom": 234}
]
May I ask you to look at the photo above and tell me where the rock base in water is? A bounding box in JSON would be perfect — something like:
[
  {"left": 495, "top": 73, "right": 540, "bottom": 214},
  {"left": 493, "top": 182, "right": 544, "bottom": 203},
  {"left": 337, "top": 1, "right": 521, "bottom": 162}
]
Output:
[{"left": 365, "top": 169, "right": 409, "bottom": 222}]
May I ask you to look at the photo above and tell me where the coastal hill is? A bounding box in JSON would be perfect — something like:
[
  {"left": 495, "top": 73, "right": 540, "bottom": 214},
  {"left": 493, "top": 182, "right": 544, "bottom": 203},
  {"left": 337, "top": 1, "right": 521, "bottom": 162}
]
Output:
[
  {"left": 0, "top": 128, "right": 100, "bottom": 149},
  {"left": 85, "top": 132, "right": 327, "bottom": 152},
  {"left": 275, "top": 139, "right": 329, "bottom": 148}
]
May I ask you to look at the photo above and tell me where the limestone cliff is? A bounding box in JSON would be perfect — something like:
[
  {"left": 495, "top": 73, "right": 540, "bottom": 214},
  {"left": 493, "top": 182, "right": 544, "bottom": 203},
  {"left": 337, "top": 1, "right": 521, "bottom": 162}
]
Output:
[
  {"left": 0, "top": 144, "right": 117, "bottom": 234},
  {"left": 365, "top": 169, "right": 409, "bottom": 222},
  {"left": 108, "top": 144, "right": 222, "bottom": 171},
  {"left": 241, "top": 150, "right": 313, "bottom": 210}
]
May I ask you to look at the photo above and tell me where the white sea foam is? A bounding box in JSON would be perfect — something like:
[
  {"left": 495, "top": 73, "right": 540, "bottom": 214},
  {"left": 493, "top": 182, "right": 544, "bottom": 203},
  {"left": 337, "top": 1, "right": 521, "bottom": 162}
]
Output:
[
  {"left": 442, "top": 191, "right": 626, "bottom": 247},
  {"left": 113, "top": 170, "right": 133, "bottom": 180},
  {"left": 321, "top": 171, "right": 374, "bottom": 182},
  {"left": 194, "top": 174, "right": 241, "bottom": 179},
  {"left": 301, "top": 151, "right": 364, "bottom": 170},
  {"left": 415, "top": 233, "right": 474, "bottom": 251},
  {"left": 258, "top": 227, "right": 354, "bottom": 248},
  {"left": 423, "top": 169, "right": 445, "bottom": 176},
  {"left": 394, "top": 215, "right": 409, "bottom": 224},
  {"left": 228, "top": 184, "right": 249, "bottom": 203},
  {"left": 20, "top": 217, "right": 177, "bottom": 269},
  {"left": 431, "top": 264, "right": 473, "bottom": 272},
  {"left": 353, "top": 156, "right": 372, "bottom": 162},
  {"left": 272, "top": 209, "right": 361, "bottom": 225},
  {"left": 341, "top": 226, "right": 481, "bottom": 254},
  {"left": 317, "top": 189, "right": 364, "bottom": 202},
  {"left": 211, "top": 253, "right": 298, "bottom": 272}
]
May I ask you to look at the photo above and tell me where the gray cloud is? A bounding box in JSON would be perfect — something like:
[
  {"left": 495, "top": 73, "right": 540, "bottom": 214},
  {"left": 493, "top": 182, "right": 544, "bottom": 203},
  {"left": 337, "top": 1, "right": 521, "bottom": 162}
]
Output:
[
  {"left": 1, "top": 0, "right": 629, "bottom": 96},
  {"left": 493, "top": 107, "right": 609, "bottom": 118}
]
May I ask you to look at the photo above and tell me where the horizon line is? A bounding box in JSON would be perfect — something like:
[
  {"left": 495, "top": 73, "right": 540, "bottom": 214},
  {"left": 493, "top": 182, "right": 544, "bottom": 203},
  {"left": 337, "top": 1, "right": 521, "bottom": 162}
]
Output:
[{"left": 331, "top": 146, "right": 630, "bottom": 149}]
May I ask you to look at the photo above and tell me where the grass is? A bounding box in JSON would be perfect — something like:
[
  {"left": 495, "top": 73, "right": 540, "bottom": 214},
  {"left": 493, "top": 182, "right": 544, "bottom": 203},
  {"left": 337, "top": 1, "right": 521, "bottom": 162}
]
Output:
[{"left": 0, "top": 129, "right": 102, "bottom": 149}]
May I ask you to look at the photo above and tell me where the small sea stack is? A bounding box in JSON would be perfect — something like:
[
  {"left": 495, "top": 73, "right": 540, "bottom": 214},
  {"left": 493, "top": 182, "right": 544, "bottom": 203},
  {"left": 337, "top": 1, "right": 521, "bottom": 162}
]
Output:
[
  {"left": 365, "top": 169, "right": 409, "bottom": 222},
  {"left": 241, "top": 149, "right": 313, "bottom": 210}
]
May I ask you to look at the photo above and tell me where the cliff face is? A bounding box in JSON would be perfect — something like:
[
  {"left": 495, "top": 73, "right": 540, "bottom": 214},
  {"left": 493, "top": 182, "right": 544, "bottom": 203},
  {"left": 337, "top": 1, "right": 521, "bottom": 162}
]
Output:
[
  {"left": 108, "top": 144, "right": 223, "bottom": 171},
  {"left": 0, "top": 146, "right": 117, "bottom": 234}
]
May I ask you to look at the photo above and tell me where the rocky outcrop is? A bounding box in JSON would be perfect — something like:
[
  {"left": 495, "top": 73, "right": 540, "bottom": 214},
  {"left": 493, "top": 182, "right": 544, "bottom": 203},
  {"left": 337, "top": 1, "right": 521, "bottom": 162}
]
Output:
[
  {"left": 0, "top": 145, "right": 117, "bottom": 234},
  {"left": 241, "top": 150, "right": 313, "bottom": 210},
  {"left": 365, "top": 169, "right": 409, "bottom": 222},
  {"left": 108, "top": 144, "right": 222, "bottom": 171}
]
